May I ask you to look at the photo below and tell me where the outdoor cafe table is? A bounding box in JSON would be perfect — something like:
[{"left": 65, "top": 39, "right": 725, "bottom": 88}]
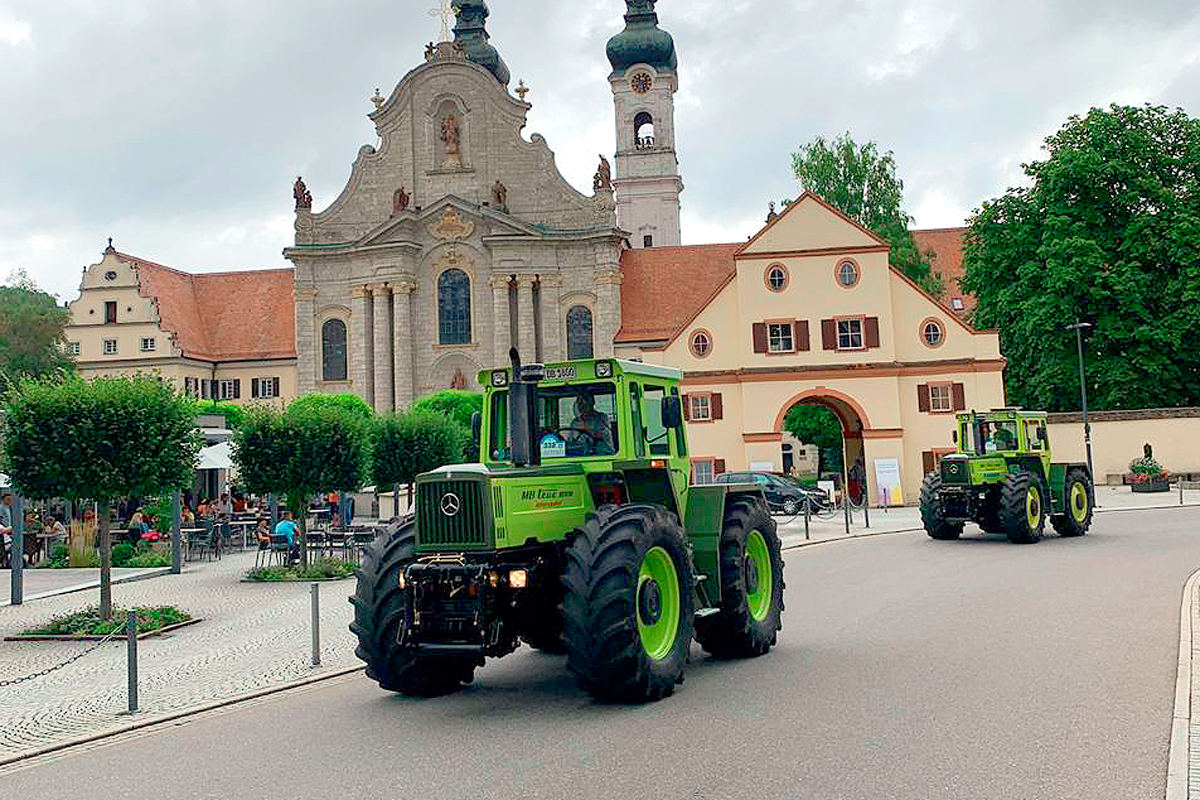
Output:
[{"left": 181, "top": 527, "right": 205, "bottom": 560}]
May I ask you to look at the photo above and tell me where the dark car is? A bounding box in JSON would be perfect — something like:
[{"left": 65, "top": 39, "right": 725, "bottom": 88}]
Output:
[{"left": 714, "top": 471, "right": 829, "bottom": 515}]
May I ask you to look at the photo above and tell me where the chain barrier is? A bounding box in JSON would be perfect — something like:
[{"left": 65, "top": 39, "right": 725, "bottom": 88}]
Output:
[{"left": 0, "top": 626, "right": 123, "bottom": 688}]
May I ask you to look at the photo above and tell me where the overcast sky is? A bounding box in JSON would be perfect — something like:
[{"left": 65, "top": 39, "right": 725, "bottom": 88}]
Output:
[{"left": 2, "top": 0, "right": 1199, "bottom": 301}]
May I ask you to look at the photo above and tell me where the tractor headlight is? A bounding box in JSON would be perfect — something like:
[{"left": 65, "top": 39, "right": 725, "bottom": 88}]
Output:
[
  {"left": 595, "top": 361, "right": 613, "bottom": 378},
  {"left": 491, "top": 370, "right": 509, "bottom": 387},
  {"left": 487, "top": 570, "right": 500, "bottom": 588},
  {"left": 508, "top": 569, "right": 528, "bottom": 589},
  {"left": 397, "top": 572, "right": 407, "bottom": 589}
]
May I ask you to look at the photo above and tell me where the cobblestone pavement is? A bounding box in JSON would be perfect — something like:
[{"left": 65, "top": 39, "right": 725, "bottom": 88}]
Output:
[{"left": 0, "top": 551, "right": 359, "bottom": 759}]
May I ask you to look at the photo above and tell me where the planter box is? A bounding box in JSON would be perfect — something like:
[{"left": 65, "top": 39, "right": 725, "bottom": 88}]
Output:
[{"left": 1131, "top": 480, "right": 1170, "bottom": 493}]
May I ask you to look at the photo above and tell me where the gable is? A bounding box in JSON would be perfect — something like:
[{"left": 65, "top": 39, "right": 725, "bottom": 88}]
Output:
[{"left": 739, "top": 192, "right": 886, "bottom": 256}]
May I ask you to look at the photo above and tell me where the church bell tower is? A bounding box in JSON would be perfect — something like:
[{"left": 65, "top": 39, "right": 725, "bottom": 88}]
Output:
[{"left": 607, "top": 0, "right": 683, "bottom": 248}]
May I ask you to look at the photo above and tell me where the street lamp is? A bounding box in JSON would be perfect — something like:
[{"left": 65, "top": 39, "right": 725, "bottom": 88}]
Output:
[{"left": 1065, "top": 322, "right": 1095, "bottom": 492}]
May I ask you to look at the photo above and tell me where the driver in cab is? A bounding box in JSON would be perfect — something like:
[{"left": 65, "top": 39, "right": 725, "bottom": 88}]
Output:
[{"left": 568, "top": 394, "right": 615, "bottom": 455}]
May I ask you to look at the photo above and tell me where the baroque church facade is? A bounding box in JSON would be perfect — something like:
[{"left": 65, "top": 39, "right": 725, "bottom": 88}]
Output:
[{"left": 284, "top": 0, "right": 683, "bottom": 410}]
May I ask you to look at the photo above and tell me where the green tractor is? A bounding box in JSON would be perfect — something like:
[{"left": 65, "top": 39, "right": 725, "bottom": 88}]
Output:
[
  {"left": 920, "top": 408, "right": 1094, "bottom": 544},
  {"left": 350, "top": 351, "right": 785, "bottom": 702}
]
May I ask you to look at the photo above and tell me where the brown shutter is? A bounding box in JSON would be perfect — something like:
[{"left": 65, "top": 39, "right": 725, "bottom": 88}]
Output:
[
  {"left": 233, "top": 379, "right": 241, "bottom": 400},
  {"left": 711, "top": 393, "right": 723, "bottom": 420},
  {"left": 273, "top": 378, "right": 280, "bottom": 397},
  {"left": 917, "top": 384, "right": 930, "bottom": 412},
  {"left": 682, "top": 394, "right": 691, "bottom": 421},
  {"left": 821, "top": 319, "right": 837, "bottom": 350},
  {"left": 794, "top": 320, "right": 810, "bottom": 351},
  {"left": 952, "top": 383, "right": 966, "bottom": 411},
  {"left": 251, "top": 378, "right": 260, "bottom": 399},
  {"left": 752, "top": 323, "right": 768, "bottom": 354},
  {"left": 713, "top": 459, "right": 726, "bottom": 475},
  {"left": 864, "top": 317, "right": 881, "bottom": 348},
  {"left": 922, "top": 451, "right": 935, "bottom": 474}
]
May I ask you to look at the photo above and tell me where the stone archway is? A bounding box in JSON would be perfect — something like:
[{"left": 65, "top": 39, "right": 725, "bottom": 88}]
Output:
[{"left": 773, "top": 388, "right": 870, "bottom": 503}]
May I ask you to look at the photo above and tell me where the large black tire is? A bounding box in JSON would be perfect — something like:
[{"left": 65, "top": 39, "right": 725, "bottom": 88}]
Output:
[
  {"left": 976, "top": 487, "right": 1004, "bottom": 533},
  {"left": 1051, "top": 468, "right": 1093, "bottom": 537},
  {"left": 349, "top": 518, "right": 479, "bottom": 695},
  {"left": 562, "top": 504, "right": 695, "bottom": 702},
  {"left": 695, "top": 497, "right": 785, "bottom": 658},
  {"left": 999, "top": 472, "right": 1045, "bottom": 544},
  {"left": 920, "top": 472, "right": 963, "bottom": 540}
]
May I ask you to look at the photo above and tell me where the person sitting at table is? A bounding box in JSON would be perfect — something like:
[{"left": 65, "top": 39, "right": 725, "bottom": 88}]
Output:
[
  {"left": 232, "top": 493, "right": 246, "bottom": 513},
  {"left": 217, "top": 493, "right": 233, "bottom": 520},
  {"left": 181, "top": 505, "right": 195, "bottom": 525},
  {"left": 274, "top": 511, "right": 300, "bottom": 564},
  {"left": 196, "top": 498, "right": 211, "bottom": 518},
  {"left": 127, "top": 509, "right": 149, "bottom": 545}
]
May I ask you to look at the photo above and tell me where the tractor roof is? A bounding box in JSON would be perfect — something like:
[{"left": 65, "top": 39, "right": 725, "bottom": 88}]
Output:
[{"left": 478, "top": 358, "right": 682, "bottom": 387}]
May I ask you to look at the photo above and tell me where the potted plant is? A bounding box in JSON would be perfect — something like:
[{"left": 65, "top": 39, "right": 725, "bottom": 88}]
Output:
[{"left": 1127, "top": 451, "right": 1171, "bottom": 493}]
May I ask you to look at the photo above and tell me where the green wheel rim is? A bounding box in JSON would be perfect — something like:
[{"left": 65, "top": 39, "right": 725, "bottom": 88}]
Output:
[
  {"left": 1026, "top": 485, "right": 1042, "bottom": 529},
  {"left": 745, "top": 530, "right": 773, "bottom": 622},
  {"left": 1070, "top": 482, "right": 1089, "bottom": 522},
  {"left": 636, "top": 546, "right": 682, "bottom": 661}
]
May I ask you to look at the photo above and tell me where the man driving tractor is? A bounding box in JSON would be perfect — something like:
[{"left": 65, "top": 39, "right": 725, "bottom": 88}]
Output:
[{"left": 568, "top": 392, "right": 615, "bottom": 455}]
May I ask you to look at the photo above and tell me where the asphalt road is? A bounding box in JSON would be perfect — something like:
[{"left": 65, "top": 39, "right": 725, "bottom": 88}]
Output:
[{"left": 4, "top": 507, "right": 1197, "bottom": 800}]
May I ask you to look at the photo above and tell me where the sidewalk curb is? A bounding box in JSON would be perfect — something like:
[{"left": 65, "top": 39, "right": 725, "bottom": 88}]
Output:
[
  {"left": 1165, "top": 568, "right": 1199, "bottom": 800},
  {"left": 782, "top": 527, "right": 921, "bottom": 552},
  {"left": 0, "top": 664, "right": 364, "bottom": 769},
  {"left": 0, "top": 567, "right": 173, "bottom": 608}
]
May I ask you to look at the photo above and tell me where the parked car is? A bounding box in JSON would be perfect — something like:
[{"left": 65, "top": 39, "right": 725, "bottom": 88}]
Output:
[{"left": 714, "top": 471, "right": 829, "bottom": 515}]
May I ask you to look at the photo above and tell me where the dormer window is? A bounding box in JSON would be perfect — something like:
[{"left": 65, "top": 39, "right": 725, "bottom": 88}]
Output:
[{"left": 104, "top": 301, "right": 117, "bottom": 324}]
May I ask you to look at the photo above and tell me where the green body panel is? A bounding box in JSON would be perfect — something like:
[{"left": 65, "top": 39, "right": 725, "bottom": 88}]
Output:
[{"left": 682, "top": 483, "right": 756, "bottom": 599}]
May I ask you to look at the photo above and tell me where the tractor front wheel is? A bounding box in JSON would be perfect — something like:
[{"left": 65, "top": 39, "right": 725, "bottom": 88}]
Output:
[
  {"left": 920, "top": 472, "right": 963, "bottom": 540},
  {"left": 1051, "top": 468, "right": 1093, "bottom": 537},
  {"left": 562, "top": 504, "right": 695, "bottom": 702},
  {"left": 1000, "top": 472, "right": 1045, "bottom": 544},
  {"left": 349, "top": 519, "right": 480, "bottom": 695},
  {"left": 695, "top": 497, "right": 785, "bottom": 658}
]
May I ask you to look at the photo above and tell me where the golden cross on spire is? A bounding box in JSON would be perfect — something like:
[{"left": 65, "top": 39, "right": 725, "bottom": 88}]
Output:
[{"left": 428, "top": 0, "right": 454, "bottom": 43}]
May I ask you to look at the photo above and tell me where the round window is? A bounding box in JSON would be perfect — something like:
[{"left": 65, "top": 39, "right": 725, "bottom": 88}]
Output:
[
  {"left": 689, "top": 329, "right": 712, "bottom": 358},
  {"left": 765, "top": 264, "right": 788, "bottom": 292},
  {"left": 104, "top": 270, "right": 117, "bottom": 281},
  {"left": 921, "top": 318, "right": 945, "bottom": 347},
  {"left": 837, "top": 260, "right": 860, "bottom": 287}
]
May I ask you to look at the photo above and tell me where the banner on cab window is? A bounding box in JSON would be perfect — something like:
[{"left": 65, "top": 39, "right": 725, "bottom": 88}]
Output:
[{"left": 873, "top": 458, "right": 903, "bottom": 507}]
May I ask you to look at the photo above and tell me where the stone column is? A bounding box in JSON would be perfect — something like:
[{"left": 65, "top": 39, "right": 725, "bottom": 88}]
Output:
[
  {"left": 295, "top": 285, "right": 318, "bottom": 394},
  {"left": 370, "top": 284, "right": 394, "bottom": 413},
  {"left": 349, "top": 285, "right": 372, "bottom": 404},
  {"left": 516, "top": 275, "right": 538, "bottom": 362},
  {"left": 490, "top": 275, "right": 512, "bottom": 366},
  {"left": 393, "top": 279, "right": 417, "bottom": 410},
  {"left": 539, "top": 274, "right": 564, "bottom": 363},
  {"left": 593, "top": 267, "right": 623, "bottom": 358}
]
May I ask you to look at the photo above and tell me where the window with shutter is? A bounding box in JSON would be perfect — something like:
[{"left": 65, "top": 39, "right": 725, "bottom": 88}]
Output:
[
  {"left": 917, "top": 384, "right": 930, "bottom": 412},
  {"left": 713, "top": 458, "right": 726, "bottom": 474},
  {"left": 794, "top": 320, "right": 810, "bottom": 351},
  {"left": 928, "top": 383, "right": 953, "bottom": 412},
  {"left": 273, "top": 378, "right": 280, "bottom": 398},
  {"left": 682, "top": 394, "right": 691, "bottom": 421},
  {"left": 752, "top": 323, "right": 768, "bottom": 354},
  {"left": 922, "top": 451, "right": 935, "bottom": 474},
  {"left": 821, "top": 319, "right": 837, "bottom": 350},
  {"left": 864, "top": 317, "right": 881, "bottom": 348},
  {"left": 711, "top": 393, "right": 723, "bottom": 420},
  {"left": 951, "top": 383, "right": 966, "bottom": 411},
  {"left": 251, "top": 379, "right": 260, "bottom": 399}
]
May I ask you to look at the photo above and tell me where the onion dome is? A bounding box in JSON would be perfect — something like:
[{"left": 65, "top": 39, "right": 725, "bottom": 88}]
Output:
[
  {"left": 606, "top": 0, "right": 677, "bottom": 75},
  {"left": 452, "top": 0, "right": 510, "bottom": 86}
]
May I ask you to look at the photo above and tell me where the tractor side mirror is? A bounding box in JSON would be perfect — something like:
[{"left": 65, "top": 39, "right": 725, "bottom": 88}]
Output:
[
  {"left": 661, "top": 396, "right": 682, "bottom": 429},
  {"left": 952, "top": 429, "right": 958, "bottom": 443},
  {"left": 1037, "top": 427, "right": 1047, "bottom": 442},
  {"left": 471, "top": 411, "right": 481, "bottom": 445}
]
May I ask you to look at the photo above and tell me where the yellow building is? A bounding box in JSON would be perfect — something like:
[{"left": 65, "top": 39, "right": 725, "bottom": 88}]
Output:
[
  {"left": 614, "top": 193, "right": 1006, "bottom": 504},
  {"left": 64, "top": 242, "right": 297, "bottom": 405}
]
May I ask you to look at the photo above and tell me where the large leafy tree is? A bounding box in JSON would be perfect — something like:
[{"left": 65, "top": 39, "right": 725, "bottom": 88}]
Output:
[
  {"left": 782, "top": 403, "right": 843, "bottom": 475},
  {"left": 963, "top": 104, "right": 1200, "bottom": 411},
  {"left": 791, "top": 133, "right": 942, "bottom": 296},
  {"left": 3, "top": 376, "right": 200, "bottom": 618},
  {"left": 0, "top": 270, "right": 74, "bottom": 390},
  {"left": 372, "top": 409, "right": 465, "bottom": 517},
  {"left": 412, "top": 390, "right": 482, "bottom": 461}
]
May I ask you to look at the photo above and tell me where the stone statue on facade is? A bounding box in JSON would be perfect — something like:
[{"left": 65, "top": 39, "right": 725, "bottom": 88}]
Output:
[
  {"left": 593, "top": 155, "right": 612, "bottom": 191},
  {"left": 393, "top": 186, "right": 410, "bottom": 214},
  {"left": 451, "top": 369, "right": 467, "bottom": 390},
  {"left": 293, "top": 176, "right": 312, "bottom": 210},
  {"left": 441, "top": 114, "right": 461, "bottom": 166},
  {"left": 425, "top": 41, "right": 436, "bottom": 61},
  {"left": 492, "top": 180, "right": 508, "bottom": 213},
  {"left": 766, "top": 201, "right": 778, "bottom": 222}
]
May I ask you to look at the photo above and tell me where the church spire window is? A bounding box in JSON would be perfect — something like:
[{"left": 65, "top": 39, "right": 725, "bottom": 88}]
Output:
[
  {"left": 438, "top": 268, "right": 472, "bottom": 345},
  {"left": 567, "top": 305, "right": 594, "bottom": 360}
]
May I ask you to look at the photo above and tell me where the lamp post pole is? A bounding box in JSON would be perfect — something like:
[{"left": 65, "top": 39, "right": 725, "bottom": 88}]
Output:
[{"left": 1066, "top": 322, "right": 1095, "bottom": 493}]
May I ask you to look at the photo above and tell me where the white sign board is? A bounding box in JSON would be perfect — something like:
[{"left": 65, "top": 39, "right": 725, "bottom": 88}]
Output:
[
  {"left": 749, "top": 461, "right": 775, "bottom": 472},
  {"left": 817, "top": 480, "right": 836, "bottom": 500},
  {"left": 873, "top": 458, "right": 903, "bottom": 507}
]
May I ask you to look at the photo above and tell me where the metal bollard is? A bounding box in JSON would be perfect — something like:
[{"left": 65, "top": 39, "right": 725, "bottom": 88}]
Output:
[
  {"left": 310, "top": 583, "right": 321, "bottom": 667},
  {"left": 1182, "top": 479, "right": 1185, "bottom": 506},
  {"left": 843, "top": 491, "right": 851, "bottom": 537},
  {"left": 804, "top": 496, "right": 810, "bottom": 540},
  {"left": 863, "top": 496, "right": 870, "bottom": 529},
  {"left": 127, "top": 610, "right": 139, "bottom": 713}
]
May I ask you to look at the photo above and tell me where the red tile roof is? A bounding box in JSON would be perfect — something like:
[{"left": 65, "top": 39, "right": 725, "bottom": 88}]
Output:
[
  {"left": 911, "top": 228, "right": 972, "bottom": 314},
  {"left": 116, "top": 252, "right": 296, "bottom": 361},
  {"left": 616, "top": 243, "right": 741, "bottom": 345}
]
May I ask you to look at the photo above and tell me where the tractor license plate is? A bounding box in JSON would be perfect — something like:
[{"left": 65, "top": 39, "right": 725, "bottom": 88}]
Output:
[{"left": 544, "top": 366, "right": 576, "bottom": 380}]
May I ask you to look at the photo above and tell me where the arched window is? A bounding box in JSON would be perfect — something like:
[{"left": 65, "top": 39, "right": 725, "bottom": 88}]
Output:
[
  {"left": 634, "top": 112, "right": 655, "bottom": 148},
  {"left": 567, "top": 305, "right": 594, "bottom": 360},
  {"left": 321, "top": 319, "right": 347, "bottom": 382},
  {"left": 438, "top": 269, "right": 471, "bottom": 345}
]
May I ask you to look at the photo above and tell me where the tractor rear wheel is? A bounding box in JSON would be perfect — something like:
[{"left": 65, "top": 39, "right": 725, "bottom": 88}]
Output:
[
  {"left": 1051, "top": 468, "right": 1093, "bottom": 537},
  {"left": 350, "top": 518, "right": 480, "bottom": 695},
  {"left": 695, "top": 497, "right": 785, "bottom": 658},
  {"left": 1000, "top": 472, "right": 1045, "bottom": 544},
  {"left": 562, "top": 504, "right": 695, "bottom": 702},
  {"left": 920, "top": 472, "right": 963, "bottom": 540}
]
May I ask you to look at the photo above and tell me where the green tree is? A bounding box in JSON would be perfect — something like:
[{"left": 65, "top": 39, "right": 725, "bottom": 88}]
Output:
[
  {"left": 791, "top": 133, "right": 942, "bottom": 296},
  {"left": 782, "top": 403, "right": 843, "bottom": 475},
  {"left": 2, "top": 376, "right": 200, "bottom": 618},
  {"left": 0, "top": 271, "right": 74, "bottom": 390},
  {"left": 413, "top": 390, "right": 483, "bottom": 461},
  {"left": 287, "top": 392, "right": 374, "bottom": 422},
  {"left": 196, "top": 402, "right": 246, "bottom": 430},
  {"left": 963, "top": 103, "right": 1200, "bottom": 411},
  {"left": 371, "top": 409, "right": 465, "bottom": 517},
  {"left": 232, "top": 399, "right": 370, "bottom": 566}
]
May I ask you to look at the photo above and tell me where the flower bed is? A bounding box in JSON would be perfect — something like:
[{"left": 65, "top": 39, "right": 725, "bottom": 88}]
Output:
[
  {"left": 16, "top": 605, "right": 193, "bottom": 637},
  {"left": 245, "top": 558, "right": 357, "bottom": 582},
  {"left": 1127, "top": 454, "right": 1171, "bottom": 493}
]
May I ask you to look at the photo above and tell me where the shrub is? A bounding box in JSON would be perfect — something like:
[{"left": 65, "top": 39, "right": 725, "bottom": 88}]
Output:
[
  {"left": 111, "top": 543, "right": 135, "bottom": 567},
  {"left": 126, "top": 550, "right": 171, "bottom": 568},
  {"left": 19, "top": 605, "right": 191, "bottom": 636}
]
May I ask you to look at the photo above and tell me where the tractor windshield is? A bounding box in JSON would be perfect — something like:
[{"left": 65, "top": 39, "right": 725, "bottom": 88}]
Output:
[
  {"left": 489, "top": 383, "right": 619, "bottom": 461},
  {"left": 981, "top": 420, "right": 1020, "bottom": 453}
]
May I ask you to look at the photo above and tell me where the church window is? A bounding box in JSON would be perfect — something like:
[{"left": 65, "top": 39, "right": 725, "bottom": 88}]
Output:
[
  {"left": 566, "top": 305, "right": 594, "bottom": 360},
  {"left": 438, "top": 269, "right": 472, "bottom": 345},
  {"left": 765, "top": 264, "right": 789, "bottom": 292},
  {"left": 921, "top": 318, "right": 945, "bottom": 348},
  {"left": 836, "top": 259, "right": 861, "bottom": 288},
  {"left": 634, "top": 112, "right": 655, "bottom": 148},
  {"left": 689, "top": 329, "right": 712, "bottom": 358},
  {"left": 322, "top": 319, "right": 348, "bottom": 381}
]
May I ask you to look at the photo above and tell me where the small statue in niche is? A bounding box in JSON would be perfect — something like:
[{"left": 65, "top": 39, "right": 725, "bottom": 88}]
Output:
[
  {"left": 593, "top": 155, "right": 612, "bottom": 191},
  {"left": 1144, "top": 443, "right": 1154, "bottom": 460},
  {"left": 450, "top": 369, "right": 467, "bottom": 390},
  {"left": 393, "top": 186, "right": 410, "bottom": 214},
  {"left": 441, "top": 114, "right": 461, "bottom": 166},
  {"left": 492, "top": 180, "right": 508, "bottom": 213},
  {"left": 293, "top": 176, "right": 312, "bottom": 210}
]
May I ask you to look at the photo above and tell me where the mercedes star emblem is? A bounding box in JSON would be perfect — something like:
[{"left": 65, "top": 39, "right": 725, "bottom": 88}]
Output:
[{"left": 440, "top": 492, "right": 462, "bottom": 517}]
